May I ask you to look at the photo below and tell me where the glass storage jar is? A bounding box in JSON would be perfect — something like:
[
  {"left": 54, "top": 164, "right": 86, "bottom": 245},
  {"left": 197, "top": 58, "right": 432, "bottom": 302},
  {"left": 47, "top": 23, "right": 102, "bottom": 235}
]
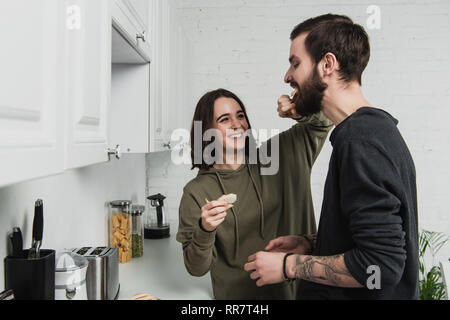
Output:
[
  {"left": 110, "top": 200, "right": 132, "bottom": 263},
  {"left": 131, "top": 205, "right": 145, "bottom": 258}
]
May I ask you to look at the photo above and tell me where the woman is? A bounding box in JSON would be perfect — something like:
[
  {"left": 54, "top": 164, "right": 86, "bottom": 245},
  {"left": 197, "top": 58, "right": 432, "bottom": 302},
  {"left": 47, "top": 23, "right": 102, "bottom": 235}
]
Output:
[{"left": 176, "top": 88, "right": 332, "bottom": 299}]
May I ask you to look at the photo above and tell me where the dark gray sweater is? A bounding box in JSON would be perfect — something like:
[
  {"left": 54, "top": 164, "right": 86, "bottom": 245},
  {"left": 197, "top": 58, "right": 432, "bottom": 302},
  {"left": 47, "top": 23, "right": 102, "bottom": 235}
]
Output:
[{"left": 299, "top": 107, "right": 419, "bottom": 300}]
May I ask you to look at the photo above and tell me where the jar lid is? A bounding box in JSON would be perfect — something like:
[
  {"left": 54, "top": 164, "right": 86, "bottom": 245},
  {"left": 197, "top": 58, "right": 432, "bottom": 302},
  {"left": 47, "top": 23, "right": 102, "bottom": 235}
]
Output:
[
  {"left": 110, "top": 200, "right": 132, "bottom": 208},
  {"left": 131, "top": 205, "right": 145, "bottom": 216}
]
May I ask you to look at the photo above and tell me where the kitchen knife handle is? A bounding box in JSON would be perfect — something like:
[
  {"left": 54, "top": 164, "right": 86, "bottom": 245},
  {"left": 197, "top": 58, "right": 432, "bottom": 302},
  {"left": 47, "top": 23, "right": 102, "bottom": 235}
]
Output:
[
  {"left": 33, "top": 199, "right": 44, "bottom": 242},
  {"left": 11, "top": 227, "right": 23, "bottom": 257}
]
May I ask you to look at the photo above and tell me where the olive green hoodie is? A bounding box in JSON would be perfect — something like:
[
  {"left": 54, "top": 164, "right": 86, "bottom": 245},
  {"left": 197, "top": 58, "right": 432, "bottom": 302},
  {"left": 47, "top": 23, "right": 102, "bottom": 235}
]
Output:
[{"left": 176, "top": 113, "right": 333, "bottom": 300}]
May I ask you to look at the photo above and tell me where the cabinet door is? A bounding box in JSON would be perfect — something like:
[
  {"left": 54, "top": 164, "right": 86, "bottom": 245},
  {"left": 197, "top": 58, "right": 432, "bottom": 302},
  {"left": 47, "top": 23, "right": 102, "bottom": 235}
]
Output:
[
  {"left": 65, "top": 0, "right": 111, "bottom": 169},
  {"left": 149, "top": 0, "right": 179, "bottom": 152},
  {"left": 129, "top": 0, "right": 149, "bottom": 26},
  {"left": 0, "top": 0, "right": 65, "bottom": 187},
  {"left": 110, "top": 63, "right": 150, "bottom": 154},
  {"left": 112, "top": 0, "right": 151, "bottom": 62}
]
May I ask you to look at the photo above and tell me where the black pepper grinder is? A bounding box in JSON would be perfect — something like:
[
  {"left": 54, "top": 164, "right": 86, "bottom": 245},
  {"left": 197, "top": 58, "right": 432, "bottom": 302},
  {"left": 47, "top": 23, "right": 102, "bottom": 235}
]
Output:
[{"left": 145, "top": 193, "right": 170, "bottom": 239}]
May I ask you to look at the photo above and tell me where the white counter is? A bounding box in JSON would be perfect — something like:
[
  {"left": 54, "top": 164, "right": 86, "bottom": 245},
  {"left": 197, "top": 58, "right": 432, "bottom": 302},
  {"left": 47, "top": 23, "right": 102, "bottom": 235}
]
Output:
[{"left": 117, "top": 224, "right": 214, "bottom": 300}]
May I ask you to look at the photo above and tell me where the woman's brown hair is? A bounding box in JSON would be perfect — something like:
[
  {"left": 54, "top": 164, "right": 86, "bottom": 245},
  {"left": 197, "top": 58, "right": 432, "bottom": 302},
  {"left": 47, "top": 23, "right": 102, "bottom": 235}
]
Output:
[{"left": 190, "top": 88, "right": 253, "bottom": 170}]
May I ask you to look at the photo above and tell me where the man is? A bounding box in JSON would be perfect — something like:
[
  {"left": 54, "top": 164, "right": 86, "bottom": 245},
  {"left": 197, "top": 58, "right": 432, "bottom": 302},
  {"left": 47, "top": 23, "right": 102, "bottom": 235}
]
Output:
[{"left": 244, "top": 14, "right": 419, "bottom": 299}]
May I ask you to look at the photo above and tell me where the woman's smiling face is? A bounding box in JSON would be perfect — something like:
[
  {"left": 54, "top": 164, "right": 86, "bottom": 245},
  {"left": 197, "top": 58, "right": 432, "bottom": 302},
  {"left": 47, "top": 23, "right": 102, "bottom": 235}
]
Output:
[{"left": 212, "top": 97, "right": 249, "bottom": 153}]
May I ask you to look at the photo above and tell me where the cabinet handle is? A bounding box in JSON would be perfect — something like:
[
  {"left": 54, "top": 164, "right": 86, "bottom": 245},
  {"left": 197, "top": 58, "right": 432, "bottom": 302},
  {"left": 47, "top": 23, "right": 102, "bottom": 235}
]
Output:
[
  {"left": 66, "top": 287, "right": 77, "bottom": 300},
  {"left": 136, "top": 31, "right": 146, "bottom": 43},
  {"left": 163, "top": 142, "right": 171, "bottom": 150},
  {"left": 107, "top": 145, "right": 122, "bottom": 161}
]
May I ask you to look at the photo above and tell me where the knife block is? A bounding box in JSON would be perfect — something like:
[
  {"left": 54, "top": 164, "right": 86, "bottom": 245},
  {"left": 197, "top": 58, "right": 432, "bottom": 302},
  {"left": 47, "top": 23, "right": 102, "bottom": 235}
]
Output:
[{"left": 4, "top": 249, "right": 55, "bottom": 300}]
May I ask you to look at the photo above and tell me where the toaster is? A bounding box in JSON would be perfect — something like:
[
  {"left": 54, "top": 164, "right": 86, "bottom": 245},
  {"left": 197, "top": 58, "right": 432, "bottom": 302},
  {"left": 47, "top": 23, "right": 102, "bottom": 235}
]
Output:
[{"left": 72, "top": 247, "right": 120, "bottom": 300}]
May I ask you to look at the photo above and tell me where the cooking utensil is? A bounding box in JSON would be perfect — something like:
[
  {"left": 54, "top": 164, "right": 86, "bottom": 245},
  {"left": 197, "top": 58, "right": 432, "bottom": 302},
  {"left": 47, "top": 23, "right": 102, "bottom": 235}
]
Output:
[
  {"left": 28, "top": 199, "right": 44, "bottom": 259},
  {"left": 9, "top": 227, "right": 23, "bottom": 258}
]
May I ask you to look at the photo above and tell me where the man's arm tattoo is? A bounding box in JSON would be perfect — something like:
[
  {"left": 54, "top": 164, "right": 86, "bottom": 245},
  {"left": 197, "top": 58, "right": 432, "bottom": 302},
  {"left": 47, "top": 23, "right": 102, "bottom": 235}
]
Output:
[{"left": 293, "top": 253, "right": 363, "bottom": 288}]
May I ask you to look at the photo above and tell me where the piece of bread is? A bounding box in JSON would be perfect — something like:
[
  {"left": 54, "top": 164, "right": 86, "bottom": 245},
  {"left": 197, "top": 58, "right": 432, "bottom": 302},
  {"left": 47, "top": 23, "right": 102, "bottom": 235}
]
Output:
[
  {"left": 205, "top": 194, "right": 236, "bottom": 211},
  {"left": 218, "top": 193, "right": 237, "bottom": 204},
  {"left": 131, "top": 293, "right": 159, "bottom": 300},
  {"left": 290, "top": 88, "right": 299, "bottom": 103}
]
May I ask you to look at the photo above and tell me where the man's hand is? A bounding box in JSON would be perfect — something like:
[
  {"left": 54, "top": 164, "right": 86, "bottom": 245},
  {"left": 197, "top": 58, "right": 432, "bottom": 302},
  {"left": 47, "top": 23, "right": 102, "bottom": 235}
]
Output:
[
  {"left": 277, "top": 95, "right": 302, "bottom": 119},
  {"left": 244, "top": 251, "right": 286, "bottom": 287},
  {"left": 265, "top": 235, "right": 311, "bottom": 255}
]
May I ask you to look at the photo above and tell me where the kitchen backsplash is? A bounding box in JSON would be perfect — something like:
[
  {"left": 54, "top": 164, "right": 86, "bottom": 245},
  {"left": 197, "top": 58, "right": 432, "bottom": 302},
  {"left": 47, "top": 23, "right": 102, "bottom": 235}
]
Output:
[
  {"left": 145, "top": 151, "right": 197, "bottom": 223},
  {"left": 0, "top": 154, "right": 146, "bottom": 290}
]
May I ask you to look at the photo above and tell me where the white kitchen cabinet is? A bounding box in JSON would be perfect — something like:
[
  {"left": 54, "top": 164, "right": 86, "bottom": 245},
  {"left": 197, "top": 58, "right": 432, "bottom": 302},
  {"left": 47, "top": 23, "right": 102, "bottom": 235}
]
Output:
[
  {"left": 112, "top": 0, "right": 151, "bottom": 63},
  {"left": 65, "top": 0, "right": 112, "bottom": 169},
  {"left": 110, "top": 0, "right": 179, "bottom": 155},
  {"left": 0, "top": 0, "right": 175, "bottom": 187},
  {"left": 0, "top": 0, "right": 65, "bottom": 187},
  {"left": 149, "top": 0, "right": 180, "bottom": 152},
  {"left": 110, "top": 0, "right": 152, "bottom": 155},
  {"left": 110, "top": 63, "right": 150, "bottom": 154},
  {"left": 111, "top": 0, "right": 175, "bottom": 154}
]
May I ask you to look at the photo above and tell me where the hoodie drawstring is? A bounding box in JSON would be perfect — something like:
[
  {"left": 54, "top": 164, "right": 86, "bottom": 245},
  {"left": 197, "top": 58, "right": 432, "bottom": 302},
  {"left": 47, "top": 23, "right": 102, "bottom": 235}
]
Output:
[
  {"left": 247, "top": 166, "right": 265, "bottom": 241},
  {"left": 214, "top": 166, "right": 265, "bottom": 262},
  {"left": 214, "top": 172, "right": 240, "bottom": 260}
]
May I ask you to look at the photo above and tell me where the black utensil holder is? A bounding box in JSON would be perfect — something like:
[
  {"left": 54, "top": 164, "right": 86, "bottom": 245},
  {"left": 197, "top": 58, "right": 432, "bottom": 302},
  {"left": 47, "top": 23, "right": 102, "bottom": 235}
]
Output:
[{"left": 4, "top": 249, "right": 55, "bottom": 300}]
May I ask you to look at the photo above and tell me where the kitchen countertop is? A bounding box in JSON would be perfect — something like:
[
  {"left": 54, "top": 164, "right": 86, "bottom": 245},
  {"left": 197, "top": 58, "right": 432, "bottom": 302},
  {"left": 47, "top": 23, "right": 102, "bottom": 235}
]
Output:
[{"left": 117, "top": 222, "right": 214, "bottom": 300}]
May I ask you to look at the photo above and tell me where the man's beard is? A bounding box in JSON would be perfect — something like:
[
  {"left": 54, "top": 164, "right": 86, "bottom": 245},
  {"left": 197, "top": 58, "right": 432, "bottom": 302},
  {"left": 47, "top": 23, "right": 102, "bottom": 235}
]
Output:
[{"left": 294, "top": 65, "right": 327, "bottom": 117}]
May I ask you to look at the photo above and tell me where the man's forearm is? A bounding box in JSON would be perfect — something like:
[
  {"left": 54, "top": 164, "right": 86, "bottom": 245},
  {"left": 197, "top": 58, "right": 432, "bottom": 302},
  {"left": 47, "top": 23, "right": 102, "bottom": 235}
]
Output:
[{"left": 288, "top": 253, "right": 363, "bottom": 288}]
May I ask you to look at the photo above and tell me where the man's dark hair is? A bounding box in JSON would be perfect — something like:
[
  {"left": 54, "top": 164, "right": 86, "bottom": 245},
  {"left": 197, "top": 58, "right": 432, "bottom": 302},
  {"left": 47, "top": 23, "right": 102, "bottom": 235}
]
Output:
[
  {"left": 190, "top": 88, "right": 253, "bottom": 171},
  {"left": 290, "top": 14, "right": 370, "bottom": 85}
]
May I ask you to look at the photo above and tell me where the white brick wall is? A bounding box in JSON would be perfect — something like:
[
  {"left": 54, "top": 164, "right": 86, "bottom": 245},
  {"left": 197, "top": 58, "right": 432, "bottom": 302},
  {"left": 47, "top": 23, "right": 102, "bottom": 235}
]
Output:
[{"left": 148, "top": 0, "right": 450, "bottom": 263}]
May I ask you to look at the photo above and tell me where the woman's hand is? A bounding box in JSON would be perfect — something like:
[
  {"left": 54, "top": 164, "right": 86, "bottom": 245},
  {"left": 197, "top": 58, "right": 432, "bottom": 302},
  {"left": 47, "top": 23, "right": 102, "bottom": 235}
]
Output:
[
  {"left": 277, "top": 95, "right": 302, "bottom": 119},
  {"left": 200, "top": 200, "right": 232, "bottom": 232},
  {"left": 265, "top": 235, "right": 311, "bottom": 255}
]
